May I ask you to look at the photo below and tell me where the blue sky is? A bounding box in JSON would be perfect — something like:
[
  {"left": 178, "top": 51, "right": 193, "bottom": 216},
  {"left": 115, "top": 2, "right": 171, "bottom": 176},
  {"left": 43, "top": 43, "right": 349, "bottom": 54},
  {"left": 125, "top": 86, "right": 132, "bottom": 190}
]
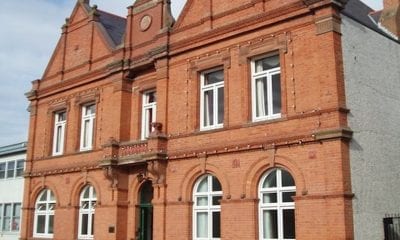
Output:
[{"left": 0, "top": 0, "right": 383, "bottom": 146}]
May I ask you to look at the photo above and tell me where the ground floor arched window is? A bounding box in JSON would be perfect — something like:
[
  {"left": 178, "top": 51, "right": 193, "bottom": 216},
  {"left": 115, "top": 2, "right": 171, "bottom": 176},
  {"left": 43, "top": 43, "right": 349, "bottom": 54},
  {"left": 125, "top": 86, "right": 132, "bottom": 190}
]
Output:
[
  {"left": 78, "top": 185, "right": 97, "bottom": 239},
  {"left": 193, "top": 174, "right": 222, "bottom": 240},
  {"left": 259, "top": 168, "right": 296, "bottom": 240},
  {"left": 33, "top": 189, "right": 56, "bottom": 238}
]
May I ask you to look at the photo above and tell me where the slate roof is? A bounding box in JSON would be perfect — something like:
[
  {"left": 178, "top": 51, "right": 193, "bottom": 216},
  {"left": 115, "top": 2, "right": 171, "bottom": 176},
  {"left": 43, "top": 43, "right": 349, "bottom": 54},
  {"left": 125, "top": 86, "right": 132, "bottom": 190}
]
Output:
[
  {"left": 342, "top": 0, "right": 396, "bottom": 40},
  {"left": 98, "top": 10, "right": 126, "bottom": 46}
]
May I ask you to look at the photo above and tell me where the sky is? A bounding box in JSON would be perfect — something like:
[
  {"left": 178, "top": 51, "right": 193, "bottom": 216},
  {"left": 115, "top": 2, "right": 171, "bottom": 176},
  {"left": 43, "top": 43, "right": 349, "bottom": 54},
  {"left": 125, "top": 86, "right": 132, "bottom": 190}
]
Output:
[{"left": 0, "top": 0, "right": 383, "bottom": 147}]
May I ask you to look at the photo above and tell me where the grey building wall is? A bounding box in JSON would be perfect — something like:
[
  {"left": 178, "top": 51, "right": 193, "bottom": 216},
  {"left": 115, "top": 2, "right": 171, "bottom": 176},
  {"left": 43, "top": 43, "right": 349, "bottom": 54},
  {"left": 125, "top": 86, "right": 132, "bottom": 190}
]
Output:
[{"left": 341, "top": 15, "right": 400, "bottom": 239}]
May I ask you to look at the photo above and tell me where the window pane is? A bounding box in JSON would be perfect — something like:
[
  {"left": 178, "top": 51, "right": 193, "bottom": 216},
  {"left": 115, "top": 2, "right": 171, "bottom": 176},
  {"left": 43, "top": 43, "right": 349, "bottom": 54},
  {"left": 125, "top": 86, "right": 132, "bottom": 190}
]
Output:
[
  {"left": 13, "top": 204, "right": 21, "bottom": 217},
  {"left": 83, "top": 187, "right": 90, "bottom": 199},
  {"left": 16, "top": 160, "right": 24, "bottom": 177},
  {"left": 85, "top": 104, "right": 95, "bottom": 115},
  {"left": 56, "top": 125, "right": 62, "bottom": 152},
  {"left": 36, "top": 215, "right": 46, "bottom": 234},
  {"left": 39, "top": 192, "right": 47, "bottom": 201},
  {"left": 91, "top": 213, "right": 95, "bottom": 235},
  {"left": 212, "top": 211, "right": 221, "bottom": 238},
  {"left": 255, "top": 77, "right": 268, "bottom": 117},
  {"left": 4, "top": 204, "right": 11, "bottom": 216},
  {"left": 205, "top": 70, "right": 223, "bottom": 85},
  {"left": 197, "top": 197, "right": 208, "bottom": 206},
  {"left": 281, "top": 170, "right": 295, "bottom": 187},
  {"left": 81, "top": 214, "right": 89, "bottom": 235},
  {"left": 263, "top": 210, "right": 278, "bottom": 239},
  {"left": 212, "top": 176, "right": 222, "bottom": 192},
  {"left": 0, "top": 163, "right": 5, "bottom": 179},
  {"left": 263, "top": 193, "right": 277, "bottom": 203},
  {"left": 12, "top": 217, "right": 20, "bottom": 231},
  {"left": 48, "top": 215, "right": 54, "bottom": 234},
  {"left": 147, "top": 108, "right": 153, "bottom": 134},
  {"left": 212, "top": 196, "right": 222, "bottom": 206},
  {"left": 255, "top": 55, "right": 280, "bottom": 72},
  {"left": 3, "top": 204, "right": 12, "bottom": 231},
  {"left": 272, "top": 73, "right": 281, "bottom": 114},
  {"left": 282, "top": 192, "right": 296, "bottom": 202},
  {"left": 49, "top": 191, "right": 55, "bottom": 201},
  {"left": 197, "top": 177, "right": 208, "bottom": 192},
  {"left": 217, "top": 87, "right": 224, "bottom": 124},
  {"left": 203, "top": 90, "right": 214, "bottom": 126},
  {"left": 196, "top": 212, "right": 208, "bottom": 238},
  {"left": 83, "top": 120, "right": 90, "bottom": 147},
  {"left": 7, "top": 161, "right": 15, "bottom": 178},
  {"left": 283, "top": 209, "right": 296, "bottom": 238},
  {"left": 147, "top": 91, "right": 156, "bottom": 103},
  {"left": 263, "top": 170, "right": 277, "bottom": 188}
]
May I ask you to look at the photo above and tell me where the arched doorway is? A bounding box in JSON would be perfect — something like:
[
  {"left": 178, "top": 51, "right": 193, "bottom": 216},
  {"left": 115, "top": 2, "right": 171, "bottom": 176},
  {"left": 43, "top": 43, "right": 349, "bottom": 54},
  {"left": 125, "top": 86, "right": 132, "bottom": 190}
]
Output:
[{"left": 138, "top": 181, "right": 153, "bottom": 240}]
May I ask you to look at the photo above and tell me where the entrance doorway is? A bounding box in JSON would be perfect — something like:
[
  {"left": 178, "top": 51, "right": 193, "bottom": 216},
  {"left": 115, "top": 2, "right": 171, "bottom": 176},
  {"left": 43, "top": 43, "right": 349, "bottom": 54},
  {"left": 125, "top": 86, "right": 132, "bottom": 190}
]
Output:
[{"left": 138, "top": 181, "right": 153, "bottom": 240}]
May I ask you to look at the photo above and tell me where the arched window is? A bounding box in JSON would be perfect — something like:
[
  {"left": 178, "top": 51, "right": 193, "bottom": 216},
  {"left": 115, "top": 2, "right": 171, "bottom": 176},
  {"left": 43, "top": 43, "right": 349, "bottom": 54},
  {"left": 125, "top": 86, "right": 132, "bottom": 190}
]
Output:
[
  {"left": 193, "top": 174, "right": 222, "bottom": 240},
  {"left": 259, "top": 168, "right": 296, "bottom": 240},
  {"left": 33, "top": 189, "right": 55, "bottom": 238},
  {"left": 78, "top": 185, "right": 97, "bottom": 239}
]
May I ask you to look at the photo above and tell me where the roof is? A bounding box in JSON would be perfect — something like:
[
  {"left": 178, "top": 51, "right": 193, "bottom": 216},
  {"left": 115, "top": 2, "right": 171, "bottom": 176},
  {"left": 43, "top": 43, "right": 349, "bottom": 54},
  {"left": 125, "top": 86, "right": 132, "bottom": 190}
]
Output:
[
  {"left": 342, "top": 0, "right": 397, "bottom": 41},
  {"left": 0, "top": 142, "right": 27, "bottom": 156},
  {"left": 98, "top": 10, "right": 126, "bottom": 46}
]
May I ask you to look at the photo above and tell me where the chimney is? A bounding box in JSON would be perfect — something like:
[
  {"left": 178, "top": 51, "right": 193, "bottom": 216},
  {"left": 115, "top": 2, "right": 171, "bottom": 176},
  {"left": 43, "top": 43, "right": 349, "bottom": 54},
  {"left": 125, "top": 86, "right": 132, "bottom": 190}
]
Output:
[{"left": 380, "top": 0, "right": 400, "bottom": 38}]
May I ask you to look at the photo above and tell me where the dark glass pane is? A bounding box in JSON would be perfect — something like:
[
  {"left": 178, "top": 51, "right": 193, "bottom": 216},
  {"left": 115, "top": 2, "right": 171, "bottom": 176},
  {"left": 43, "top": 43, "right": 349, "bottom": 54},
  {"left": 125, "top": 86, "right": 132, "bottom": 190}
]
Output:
[
  {"left": 203, "top": 90, "right": 214, "bottom": 126},
  {"left": 263, "top": 170, "right": 277, "bottom": 188},
  {"left": 217, "top": 87, "right": 224, "bottom": 124},
  {"left": 212, "top": 176, "right": 222, "bottom": 191},
  {"left": 81, "top": 214, "right": 89, "bottom": 235},
  {"left": 13, "top": 204, "right": 21, "bottom": 217},
  {"left": 147, "top": 92, "right": 156, "bottom": 103},
  {"left": 4, "top": 204, "right": 11, "bottom": 216},
  {"left": 282, "top": 192, "right": 296, "bottom": 202},
  {"left": 56, "top": 126, "right": 62, "bottom": 152},
  {"left": 256, "top": 77, "right": 269, "bottom": 118},
  {"left": 140, "top": 181, "right": 153, "bottom": 204},
  {"left": 48, "top": 215, "right": 54, "bottom": 234},
  {"left": 7, "top": 161, "right": 15, "bottom": 178},
  {"left": 263, "top": 193, "right": 277, "bottom": 203},
  {"left": 281, "top": 170, "right": 295, "bottom": 187},
  {"left": 91, "top": 213, "right": 95, "bottom": 235},
  {"left": 255, "top": 55, "right": 280, "bottom": 72},
  {"left": 0, "top": 163, "right": 5, "bottom": 179},
  {"left": 205, "top": 70, "right": 224, "bottom": 85},
  {"left": 83, "top": 187, "right": 90, "bottom": 198},
  {"left": 263, "top": 210, "right": 278, "bottom": 238},
  {"left": 272, "top": 73, "right": 281, "bottom": 114},
  {"left": 58, "top": 111, "right": 66, "bottom": 121},
  {"left": 212, "top": 196, "right": 222, "bottom": 206},
  {"left": 212, "top": 212, "right": 221, "bottom": 238},
  {"left": 36, "top": 215, "right": 46, "bottom": 233},
  {"left": 283, "top": 209, "right": 296, "bottom": 238},
  {"left": 16, "top": 160, "right": 24, "bottom": 177}
]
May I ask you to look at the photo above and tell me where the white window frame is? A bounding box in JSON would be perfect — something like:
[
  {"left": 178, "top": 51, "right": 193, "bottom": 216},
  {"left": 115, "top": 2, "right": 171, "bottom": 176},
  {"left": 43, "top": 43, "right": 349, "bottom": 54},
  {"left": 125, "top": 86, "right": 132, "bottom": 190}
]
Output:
[
  {"left": 33, "top": 189, "right": 55, "bottom": 238},
  {"left": 0, "top": 203, "right": 22, "bottom": 232},
  {"left": 141, "top": 90, "right": 157, "bottom": 140},
  {"left": 15, "top": 160, "right": 24, "bottom": 178},
  {"left": 78, "top": 185, "right": 97, "bottom": 240},
  {"left": 258, "top": 168, "right": 296, "bottom": 240},
  {"left": 0, "top": 163, "right": 5, "bottom": 179},
  {"left": 80, "top": 104, "right": 96, "bottom": 151},
  {"left": 52, "top": 111, "right": 66, "bottom": 156},
  {"left": 251, "top": 54, "right": 282, "bottom": 122},
  {"left": 200, "top": 68, "right": 224, "bottom": 131},
  {"left": 193, "top": 174, "right": 222, "bottom": 240}
]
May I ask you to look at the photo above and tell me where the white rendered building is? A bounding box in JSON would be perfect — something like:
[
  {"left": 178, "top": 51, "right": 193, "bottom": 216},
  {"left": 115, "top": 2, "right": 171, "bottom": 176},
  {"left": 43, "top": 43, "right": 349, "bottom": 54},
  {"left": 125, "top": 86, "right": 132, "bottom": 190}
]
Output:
[{"left": 0, "top": 142, "right": 26, "bottom": 240}]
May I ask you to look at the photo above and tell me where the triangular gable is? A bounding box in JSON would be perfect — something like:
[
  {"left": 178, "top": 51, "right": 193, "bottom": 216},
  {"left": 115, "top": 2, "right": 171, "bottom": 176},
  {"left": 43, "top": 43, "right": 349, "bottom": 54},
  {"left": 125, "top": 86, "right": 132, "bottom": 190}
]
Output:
[{"left": 42, "top": 1, "right": 127, "bottom": 80}]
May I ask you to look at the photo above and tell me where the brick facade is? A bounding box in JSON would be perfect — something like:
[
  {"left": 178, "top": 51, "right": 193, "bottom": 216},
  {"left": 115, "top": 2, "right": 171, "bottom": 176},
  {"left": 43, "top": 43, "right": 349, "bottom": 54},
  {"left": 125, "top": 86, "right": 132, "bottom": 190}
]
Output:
[{"left": 21, "top": 0, "right": 355, "bottom": 239}]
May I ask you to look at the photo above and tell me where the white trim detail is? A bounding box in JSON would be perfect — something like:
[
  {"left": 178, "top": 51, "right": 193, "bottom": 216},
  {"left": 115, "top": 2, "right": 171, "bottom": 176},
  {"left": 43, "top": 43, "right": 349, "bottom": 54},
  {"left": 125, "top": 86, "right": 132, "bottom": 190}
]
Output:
[
  {"left": 258, "top": 168, "right": 296, "bottom": 240},
  {"left": 251, "top": 55, "right": 282, "bottom": 122},
  {"left": 193, "top": 174, "right": 222, "bottom": 240},
  {"left": 200, "top": 68, "right": 224, "bottom": 131},
  {"left": 52, "top": 111, "right": 66, "bottom": 156},
  {"left": 141, "top": 90, "right": 157, "bottom": 140},
  {"left": 78, "top": 185, "right": 97, "bottom": 240},
  {"left": 80, "top": 104, "right": 96, "bottom": 151},
  {"left": 33, "top": 189, "right": 55, "bottom": 238}
]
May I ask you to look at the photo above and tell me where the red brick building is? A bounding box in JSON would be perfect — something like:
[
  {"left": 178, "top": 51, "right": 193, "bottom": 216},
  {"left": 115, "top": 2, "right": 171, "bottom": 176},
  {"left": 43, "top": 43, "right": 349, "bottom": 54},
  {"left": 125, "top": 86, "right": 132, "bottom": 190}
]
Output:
[{"left": 20, "top": 0, "right": 400, "bottom": 239}]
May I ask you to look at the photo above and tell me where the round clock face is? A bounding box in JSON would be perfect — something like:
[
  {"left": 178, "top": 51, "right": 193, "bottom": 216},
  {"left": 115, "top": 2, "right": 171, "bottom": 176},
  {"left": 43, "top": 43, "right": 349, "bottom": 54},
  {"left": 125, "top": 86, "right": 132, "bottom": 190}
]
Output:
[{"left": 140, "top": 15, "right": 152, "bottom": 31}]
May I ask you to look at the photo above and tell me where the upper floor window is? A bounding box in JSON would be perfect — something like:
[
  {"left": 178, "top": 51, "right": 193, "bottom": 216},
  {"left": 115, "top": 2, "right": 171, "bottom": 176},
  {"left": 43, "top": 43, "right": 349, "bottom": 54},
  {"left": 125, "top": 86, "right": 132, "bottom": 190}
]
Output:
[
  {"left": 200, "top": 69, "right": 224, "bottom": 131},
  {"left": 259, "top": 168, "right": 296, "bottom": 240},
  {"left": 0, "top": 160, "right": 24, "bottom": 180},
  {"left": 52, "top": 111, "right": 66, "bottom": 156},
  {"left": 34, "top": 189, "right": 55, "bottom": 238},
  {"left": 78, "top": 185, "right": 97, "bottom": 239},
  {"left": 384, "top": 216, "right": 400, "bottom": 240},
  {"left": 193, "top": 174, "right": 222, "bottom": 240},
  {"left": 0, "top": 203, "right": 21, "bottom": 232},
  {"left": 80, "top": 104, "right": 96, "bottom": 151},
  {"left": 251, "top": 55, "right": 281, "bottom": 122},
  {"left": 141, "top": 91, "right": 157, "bottom": 140}
]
